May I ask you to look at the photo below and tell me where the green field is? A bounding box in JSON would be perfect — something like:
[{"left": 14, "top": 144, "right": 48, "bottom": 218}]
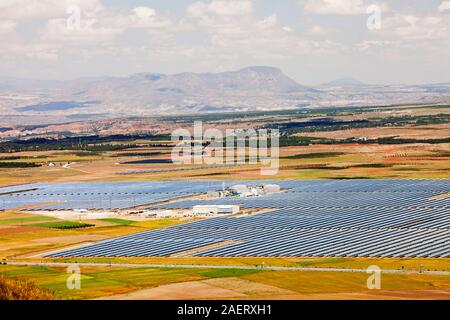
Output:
[
  {"left": 0, "top": 216, "right": 56, "bottom": 225},
  {"left": 32, "top": 221, "right": 95, "bottom": 229},
  {"left": 0, "top": 264, "right": 448, "bottom": 300},
  {"left": 99, "top": 218, "right": 136, "bottom": 226}
]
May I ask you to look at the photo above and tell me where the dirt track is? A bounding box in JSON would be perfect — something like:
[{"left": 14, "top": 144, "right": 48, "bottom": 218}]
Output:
[
  {"left": 7, "top": 261, "right": 450, "bottom": 275},
  {"left": 96, "top": 278, "right": 450, "bottom": 300}
]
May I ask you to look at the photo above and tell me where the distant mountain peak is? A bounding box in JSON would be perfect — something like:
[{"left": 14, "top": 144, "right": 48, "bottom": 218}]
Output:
[
  {"left": 323, "top": 77, "right": 365, "bottom": 87},
  {"left": 123, "top": 66, "right": 312, "bottom": 94},
  {"left": 238, "top": 66, "right": 283, "bottom": 74},
  {"left": 131, "top": 73, "right": 165, "bottom": 81}
]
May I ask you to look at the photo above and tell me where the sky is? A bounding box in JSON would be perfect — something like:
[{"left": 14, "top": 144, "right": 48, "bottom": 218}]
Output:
[{"left": 0, "top": 0, "right": 450, "bottom": 85}]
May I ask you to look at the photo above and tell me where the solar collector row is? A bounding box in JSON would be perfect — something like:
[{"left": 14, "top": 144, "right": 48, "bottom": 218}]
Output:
[
  {"left": 172, "top": 208, "right": 449, "bottom": 229},
  {"left": 2, "top": 180, "right": 449, "bottom": 210},
  {"left": 52, "top": 239, "right": 221, "bottom": 257},
  {"left": 4, "top": 179, "right": 448, "bottom": 258},
  {"left": 48, "top": 228, "right": 448, "bottom": 258},
  {"left": 153, "top": 194, "right": 448, "bottom": 210},
  {"left": 194, "top": 229, "right": 449, "bottom": 258}
]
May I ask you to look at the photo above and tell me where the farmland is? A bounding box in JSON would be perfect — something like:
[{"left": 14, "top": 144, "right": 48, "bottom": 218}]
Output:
[
  {"left": 0, "top": 263, "right": 448, "bottom": 300},
  {"left": 0, "top": 104, "right": 448, "bottom": 300},
  {"left": 0, "top": 210, "right": 449, "bottom": 299},
  {"left": 0, "top": 104, "right": 449, "bottom": 186}
]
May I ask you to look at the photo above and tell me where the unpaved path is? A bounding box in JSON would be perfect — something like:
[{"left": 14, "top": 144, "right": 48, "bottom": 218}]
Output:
[
  {"left": 6, "top": 261, "right": 450, "bottom": 275},
  {"left": 95, "top": 278, "right": 450, "bottom": 300},
  {"left": 96, "top": 280, "right": 246, "bottom": 300}
]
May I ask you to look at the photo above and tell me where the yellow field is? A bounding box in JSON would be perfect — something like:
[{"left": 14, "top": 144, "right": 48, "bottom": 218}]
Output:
[
  {"left": 1, "top": 212, "right": 448, "bottom": 272},
  {"left": 0, "top": 212, "right": 188, "bottom": 260},
  {"left": 34, "top": 256, "right": 449, "bottom": 272},
  {"left": 0, "top": 264, "right": 448, "bottom": 300},
  {"left": 1, "top": 142, "right": 449, "bottom": 187},
  {"left": 0, "top": 201, "right": 449, "bottom": 300},
  {"left": 0, "top": 105, "right": 449, "bottom": 300}
]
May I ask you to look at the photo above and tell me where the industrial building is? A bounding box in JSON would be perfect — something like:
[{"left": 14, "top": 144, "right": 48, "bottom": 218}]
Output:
[{"left": 192, "top": 205, "right": 240, "bottom": 215}]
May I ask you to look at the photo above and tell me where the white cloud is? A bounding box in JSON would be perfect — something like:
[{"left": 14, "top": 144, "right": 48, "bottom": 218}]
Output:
[
  {"left": 307, "top": 25, "right": 334, "bottom": 35},
  {"left": 0, "top": 20, "right": 16, "bottom": 33},
  {"left": 128, "top": 7, "right": 172, "bottom": 29},
  {"left": 132, "top": 7, "right": 156, "bottom": 19},
  {"left": 0, "top": 0, "right": 103, "bottom": 20},
  {"left": 181, "top": 0, "right": 343, "bottom": 72},
  {"left": 357, "top": 40, "right": 392, "bottom": 52},
  {"left": 255, "top": 14, "right": 277, "bottom": 29},
  {"left": 26, "top": 47, "right": 59, "bottom": 62},
  {"left": 37, "top": 5, "right": 172, "bottom": 45},
  {"left": 2, "top": 0, "right": 446, "bottom": 84},
  {"left": 381, "top": 14, "right": 448, "bottom": 40},
  {"left": 357, "top": 12, "right": 450, "bottom": 66},
  {"left": 0, "top": 2, "right": 175, "bottom": 67},
  {"left": 209, "top": 0, "right": 252, "bottom": 15},
  {"left": 439, "top": 1, "right": 450, "bottom": 12},
  {"left": 303, "top": 0, "right": 366, "bottom": 15},
  {"left": 40, "top": 17, "right": 121, "bottom": 45},
  {"left": 186, "top": 2, "right": 208, "bottom": 18},
  {"left": 187, "top": 0, "right": 253, "bottom": 19}
]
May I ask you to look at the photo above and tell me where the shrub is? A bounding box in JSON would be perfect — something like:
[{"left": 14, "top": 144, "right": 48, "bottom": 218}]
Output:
[
  {"left": 0, "top": 275, "right": 53, "bottom": 300},
  {"left": 33, "top": 221, "right": 94, "bottom": 229}
]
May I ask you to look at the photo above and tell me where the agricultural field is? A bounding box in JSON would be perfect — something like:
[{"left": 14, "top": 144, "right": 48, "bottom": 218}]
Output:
[
  {"left": 0, "top": 211, "right": 188, "bottom": 260},
  {"left": 0, "top": 264, "right": 448, "bottom": 300},
  {"left": 0, "top": 180, "right": 449, "bottom": 300},
  {"left": 0, "top": 104, "right": 449, "bottom": 300},
  {"left": 0, "top": 136, "right": 449, "bottom": 186},
  {"left": 0, "top": 104, "right": 449, "bottom": 186}
]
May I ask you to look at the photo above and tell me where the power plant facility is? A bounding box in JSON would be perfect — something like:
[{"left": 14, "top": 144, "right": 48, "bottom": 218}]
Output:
[
  {"left": 192, "top": 205, "right": 240, "bottom": 215},
  {"left": 208, "top": 183, "right": 282, "bottom": 198},
  {"left": 16, "top": 179, "right": 447, "bottom": 259}
]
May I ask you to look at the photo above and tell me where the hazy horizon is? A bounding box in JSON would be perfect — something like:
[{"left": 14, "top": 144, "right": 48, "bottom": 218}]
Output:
[{"left": 1, "top": 66, "right": 450, "bottom": 87}]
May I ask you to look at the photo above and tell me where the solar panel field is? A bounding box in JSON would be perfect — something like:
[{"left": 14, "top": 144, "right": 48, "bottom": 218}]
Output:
[{"left": 6, "top": 179, "right": 443, "bottom": 259}]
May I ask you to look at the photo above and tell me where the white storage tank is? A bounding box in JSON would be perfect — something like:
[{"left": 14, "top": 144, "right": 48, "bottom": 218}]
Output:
[{"left": 230, "top": 184, "right": 248, "bottom": 194}]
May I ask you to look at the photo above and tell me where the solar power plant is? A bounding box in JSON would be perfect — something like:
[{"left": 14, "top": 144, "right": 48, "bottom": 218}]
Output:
[
  {"left": 41, "top": 179, "right": 450, "bottom": 258},
  {"left": 0, "top": 181, "right": 230, "bottom": 210}
]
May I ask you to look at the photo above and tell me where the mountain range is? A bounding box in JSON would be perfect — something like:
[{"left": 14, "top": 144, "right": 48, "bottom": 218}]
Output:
[{"left": 1, "top": 66, "right": 450, "bottom": 125}]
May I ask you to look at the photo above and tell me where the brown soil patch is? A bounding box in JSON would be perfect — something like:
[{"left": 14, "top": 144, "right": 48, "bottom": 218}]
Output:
[
  {"left": 368, "top": 289, "right": 450, "bottom": 300},
  {"left": 94, "top": 279, "right": 450, "bottom": 300},
  {"left": 97, "top": 280, "right": 246, "bottom": 300},
  {"left": 203, "top": 277, "right": 295, "bottom": 296},
  {"left": 429, "top": 192, "right": 450, "bottom": 200},
  {"left": 0, "top": 242, "right": 34, "bottom": 252},
  {"left": 257, "top": 290, "right": 450, "bottom": 300},
  {"left": 32, "top": 234, "right": 108, "bottom": 245},
  {"left": 0, "top": 226, "right": 42, "bottom": 234},
  {"left": 296, "top": 124, "right": 450, "bottom": 140}
]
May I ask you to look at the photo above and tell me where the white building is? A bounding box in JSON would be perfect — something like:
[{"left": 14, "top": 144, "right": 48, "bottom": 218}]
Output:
[
  {"left": 263, "top": 184, "right": 281, "bottom": 193},
  {"left": 192, "top": 205, "right": 240, "bottom": 215}
]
